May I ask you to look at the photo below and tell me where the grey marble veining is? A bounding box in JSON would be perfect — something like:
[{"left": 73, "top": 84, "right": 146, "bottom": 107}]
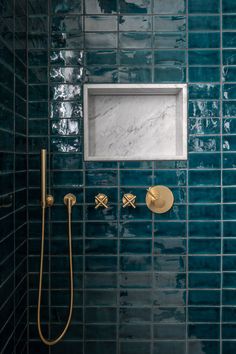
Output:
[{"left": 84, "top": 84, "right": 187, "bottom": 160}]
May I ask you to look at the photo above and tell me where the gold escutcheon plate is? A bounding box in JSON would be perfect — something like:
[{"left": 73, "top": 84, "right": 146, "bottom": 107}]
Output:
[{"left": 146, "top": 185, "right": 174, "bottom": 214}]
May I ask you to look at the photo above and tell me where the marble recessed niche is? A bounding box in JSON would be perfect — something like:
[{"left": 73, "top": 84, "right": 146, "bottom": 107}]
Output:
[{"left": 84, "top": 84, "right": 187, "bottom": 161}]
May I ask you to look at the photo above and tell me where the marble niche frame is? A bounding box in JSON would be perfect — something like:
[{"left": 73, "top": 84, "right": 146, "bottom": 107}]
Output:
[{"left": 83, "top": 84, "right": 187, "bottom": 161}]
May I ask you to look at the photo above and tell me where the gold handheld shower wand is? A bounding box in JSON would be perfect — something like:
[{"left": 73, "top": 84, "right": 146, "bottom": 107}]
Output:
[{"left": 37, "top": 149, "right": 76, "bottom": 346}]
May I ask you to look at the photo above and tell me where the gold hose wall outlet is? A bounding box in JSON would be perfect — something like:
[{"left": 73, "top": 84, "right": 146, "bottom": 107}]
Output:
[
  {"left": 122, "top": 193, "right": 136, "bottom": 208},
  {"left": 95, "top": 193, "right": 109, "bottom": 209},
  {"left": 64, "top": 193, "right": 77, "bottom": 207},
  {"left": 146, "top": 185, "right": 174, "bottom": 214}
]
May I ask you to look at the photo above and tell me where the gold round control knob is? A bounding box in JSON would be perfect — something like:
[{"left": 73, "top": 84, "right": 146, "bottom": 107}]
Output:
[{"left": 146, "top": 185, "right": 174, "bottom": 214}]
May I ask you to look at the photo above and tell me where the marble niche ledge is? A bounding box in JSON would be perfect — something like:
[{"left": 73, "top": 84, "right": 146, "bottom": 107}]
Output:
[{"left": 83, "top": 84, "right": 187, "bottom": 161}]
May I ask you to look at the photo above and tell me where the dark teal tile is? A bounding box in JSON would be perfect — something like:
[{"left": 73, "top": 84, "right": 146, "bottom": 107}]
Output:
[
  {"left": 223, "top": 290, "right": 236, "bottom": 305},
  {"left": 223, "top": 101, "right": 236, "bottom": 117},
  {"left": 189, "top": 101, "right": 220, "bottom": 117},
  {"left": 120, "top": 0, "right": 152, "bottom": 14},
  {"left": 154, "top": 66, "right": 186, "bottom": 82},
  {"left": 189, "top": 84, "right": 220, "bottom": 99},
  {"left": 188, "top": 341, "right": 220, "bottom": 354},
  {"left": 154, "top": 222, "right": 186, "bottom": 237},
  {"left": 51, "top": 0, "right": 82, "bottom": 14},
  {"left": 223, "top": 153, "right": 236, "bottom": 168},
  {"left": 223, "top": 15, "right": 236, "bottom": 30},
  {"left": 120, "top": 221, "right": 152, "bottom": 238},
  {"left": 189, "top": 273, "right": 221, "bottom": 288},
  {"left": 119, "top": 32, "right": 152, "bottom": 48},
  {"left": 119, "top": 67, "right": 151, "bottom": 83},
  {"left": 223, "top": 273, "right": 236, "bottom": 288},
  {"left": 189, "top": 170, "right": 221, "bottom": 186},
  {"left": 28, "top": 16, "right": 48, "bottom": 32},
  {"left": 120, "top": 239, "right": 152, "bottom": 254},
  {"left": 85, "top": 0, "right": 116, "bottom": 14},
  {"left": 223, "top": 256, "right": 236, "bottom": 271},
  {"left": 85, "top": 222, "right": 118, "bottom": 238},
  {"left": 189, "top": 221, "right": 221, "bottom": 237},
  {"left": 85, "top": 239, "right": 117, "bottom": 255},
  {"left": 223, "top": 66, "right": 236, "bottom": 82},
  {"left": 154, "top": 239, "right": 186, "bottom": 255},
  {"left": 188, "top": 307, "right": 220, "bottom": 322},
  {"left": 154, "top": 170, "right": 186, "bottom": 186},
  {"left": 224, "top": 239, "right": 236, "bottom": 253},
  {"left": 86, "top": 66, "right": 118, "bottom": 83},
  {"left": 189, "top": 33, "right": 220, "bottom": 48},
  {"left": 120, "top": 50, "right": 152, "bottom": 65},
  {"left": 223, "top": 0, "right": 236, "bottom": 13},
  {"left": 189, "top": 239, "right": 221, "bottom": 254},
  {"left": 120, "top": 342, "right": 150, "bottom": 354},
  {"left": 222, "top": 324, "right": 236, "bottom": 339},
  {"left": 223, "top": 84, "right": 236, "bottom": 99},
  {"left": 120, "top": 205, "right": 152, "bottom": 221},
  {"left": 120, "top": 170, "right": 152, "bottom": 186},
  {"left": 85, "top": 170, "right": 117, "bottom": 186},
  {"left": 85, "top": 205, "right": 117, "bottom": 221},
  {"left": 189, "top": 0, "right": 220, "bottom": 13},
  {"left": 154, "top": 33, "right": 186, "bottom": 49},
  {"left": 29, "top": 0, "right": 48, "bottom": 15},
  {"left": 223, "top": 50, "right": 236, "bottom": 65},
  {"left": 154, "top": 50, "right": 186, "bottom": 65},
  {"left": 223, "top": 32, "right": 236, "bottom": 48},
  {"left": 222, "top": 306, "right": 236, "bottom": 321},
  {"left": 223, "top": 119, "right": 236, "bottom": 134},
  {"left": 120, "top": 323, "right": 151, "bottom": 339},
  {"left": 224, "top": 221, "right": 236, "bottom": 237},
  {"left": 154, "top": 0, "right": 186, "bottom": 14},
  {"left": 85, "top": 256, "right": 117, "bottom": 272},
  {"left": 120, "top": 256, "right": 152, "bottom": 271},
  {"left": 153, "top": 341, "right": 185, "bottom": 354},
  {"left": 223, "top": 170, "right": 236, "bottom": 185},
  {"left": 51, "top": 32, "right": 83, "bottom": 49},
  {"left": 153, "top": 290, "right": 186, "bottom": 306},
  {"left": 85, "top": 307, "right": 117, "bottom": 320},
  {"left": 189, "top": 290, "right": 220, "bottom": 305},
  {"left": 85, "top": 342, "right": 116, "bottom": 354},
  {"left": 189, "top": 118, "right": 220, "bottom": 135},
  {"left": 189, "top": 187, "right": 221, "bottom": 203},
  {"left": 189, "top": 67, "right": 220, "bottom": 83},
  {"left": 155, "top": 205, "right": 187, "bottom": 221},
  {"left": 188, "top": 324, "right": 220, "bottom": 339},
  {"left": 28, "top": 50, "right": 48, "bottom": 66},
  {"left": 153, "top": 306, "right": 186, "bottom": 323},
  {"left": 223, "top": 187, "right": 236, "bottom": 203},
  {"left": 189, "top": 205, "right": 221, "bottom": 220},
  {"left": 86, "top": 50, "right": 117, "bottom": 65},
  {"left": 189, "top": 256, "right": 220, "bottom": 271},
  {"left": 189, "top": 15, "right": 220, "bottom": 30},
  {"left": 189, "top": 153, "right": 221, "bottom": 169},
  {"left": 223, "top": 342, "right": 236, "bottom": 354}
]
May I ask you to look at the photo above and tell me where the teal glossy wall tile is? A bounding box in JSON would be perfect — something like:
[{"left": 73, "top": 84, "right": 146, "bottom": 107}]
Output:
[
  {"left": 26, "top": 0, "right": 236, "bottom": 352},
  {"left": 189, "top": 16, "right": 220, "bottom": 30}
]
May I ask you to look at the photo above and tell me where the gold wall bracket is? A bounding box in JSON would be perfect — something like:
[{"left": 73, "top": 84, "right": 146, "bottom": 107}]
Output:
[
  {"left": 64, "top": 193, "right": 76, "bottom": 207},
  {"left": 146, "top": 185, "right": 174, "bottom": 214},
  {"left": 95, "top": 193, "right": 108, "bottom": 209},
  {"left": 122, "top": 193, "right": 136, "bottom": 208}
]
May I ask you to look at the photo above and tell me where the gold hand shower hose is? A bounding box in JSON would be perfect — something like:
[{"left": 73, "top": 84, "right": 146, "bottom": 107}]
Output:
[{"left": 37, "top": 149, "right": 76, "bottom": 345}]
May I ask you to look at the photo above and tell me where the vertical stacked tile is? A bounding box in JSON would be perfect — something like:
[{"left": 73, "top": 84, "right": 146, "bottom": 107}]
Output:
[
  {"left": 188, "top": 0, "right": 221, "bottom": 353},
  {"left": 28, "top": 0, "right": 50, "bottom": 352},
  {"left": 0, "top": 0, "right": 28, "bottom": 353},
  {"left": 222, "top": 1, "right": 236, "bottom": 353},
  {"left": 50, "top": 0, "right": 84, "bottom": 353}
]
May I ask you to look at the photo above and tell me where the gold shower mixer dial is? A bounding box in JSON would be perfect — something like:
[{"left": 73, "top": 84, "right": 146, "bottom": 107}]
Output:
[
  {"left": 122, "top": 193, "right": 136, "bottom": 208},
  {"left": 146, "top": 185, "right": 174, "bottom": 214},
  {"left": 95, "top": 193, "right": 108, "bottom": 209}
]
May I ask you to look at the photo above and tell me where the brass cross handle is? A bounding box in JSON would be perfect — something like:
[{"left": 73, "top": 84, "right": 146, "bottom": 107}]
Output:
[
  {"left": 95, "top": 193, "right": 109, "bottom": 209},
  {"left": 122, "top": 193, "right": 136, "bottom": 208}
]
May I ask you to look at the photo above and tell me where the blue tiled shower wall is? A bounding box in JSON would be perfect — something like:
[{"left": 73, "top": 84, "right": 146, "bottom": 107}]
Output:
[
  {"left": 27, "top": 0, "right": 236, "bottom": 354},
  {"left": 0, "top": 0, "right": 28, "bottom": 353}
]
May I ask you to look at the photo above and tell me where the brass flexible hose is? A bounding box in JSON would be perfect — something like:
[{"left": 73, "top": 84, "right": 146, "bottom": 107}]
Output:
[{"left": 37, "top": 198, "right": 74, "bottom": 346}]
